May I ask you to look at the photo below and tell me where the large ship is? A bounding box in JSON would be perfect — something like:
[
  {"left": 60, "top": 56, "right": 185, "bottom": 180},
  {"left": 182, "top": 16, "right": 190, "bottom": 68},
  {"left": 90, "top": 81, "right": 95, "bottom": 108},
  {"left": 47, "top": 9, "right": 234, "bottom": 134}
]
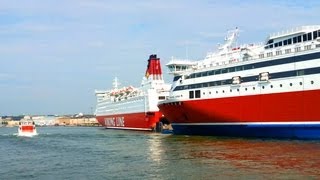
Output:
[
  {"left": 158, "top": 26, "right": 320, "bottom": 139},
  {"left": 95, "top": 55, "right": 170, "bottom": 131}
]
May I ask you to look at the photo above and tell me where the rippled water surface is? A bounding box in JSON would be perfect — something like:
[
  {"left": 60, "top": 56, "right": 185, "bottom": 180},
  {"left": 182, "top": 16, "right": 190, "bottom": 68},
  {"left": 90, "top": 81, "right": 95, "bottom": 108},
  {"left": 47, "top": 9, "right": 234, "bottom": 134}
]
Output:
[{"left": 0, "top": 126, "right": 319, "bottom": 179}]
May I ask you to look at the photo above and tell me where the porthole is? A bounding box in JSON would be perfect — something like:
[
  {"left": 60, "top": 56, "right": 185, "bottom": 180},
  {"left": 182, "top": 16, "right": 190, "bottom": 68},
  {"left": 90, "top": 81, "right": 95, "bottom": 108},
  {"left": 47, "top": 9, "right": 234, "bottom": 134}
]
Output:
[
  {"left": 222, "top": 90, "right": 225, "bottom": 93},
  {"left": 203, "top": 92, "right": 205, "bottom": 95},
  {"left": 311, "top": 80, "right": 314, "bottom": 84},
  {"left": 253, "top": 87, "right": 255, "bottom": 90},
  {"left": 280, "top": 84, "right": 283, "bottom": 87},
  {"left": 216, "top": 91, "right": 218, "bottom": 94},
  {"left": 230, "top": 89, "right": 232, "bottom": 92},
  {"left": 270, "top": 85, "right": 273, "bottom": 88},
  {"left": 209, "top": 92, "right": 211, "bottom": 94},
  {"left": 245, "top": 88, "right": 247, "bottom": 91},
  {"left": 262, "top": 86, "right": 265, "bottom": 89},
  {"left": 290, "top": 83, "right": 293, "bottom": 86},
  {"left": 237, "top": 89, "right": 240, "bottom": 92},
  {"left": 299, "top": 82, "right": 302, "bottom": 85}
]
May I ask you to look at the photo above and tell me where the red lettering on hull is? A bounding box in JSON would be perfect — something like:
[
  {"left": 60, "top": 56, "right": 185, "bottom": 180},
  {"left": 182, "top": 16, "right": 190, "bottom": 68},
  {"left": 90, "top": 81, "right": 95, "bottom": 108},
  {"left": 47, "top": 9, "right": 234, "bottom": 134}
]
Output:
[{"left": 96, "top": 111, "right": 163, "bottom": 131}]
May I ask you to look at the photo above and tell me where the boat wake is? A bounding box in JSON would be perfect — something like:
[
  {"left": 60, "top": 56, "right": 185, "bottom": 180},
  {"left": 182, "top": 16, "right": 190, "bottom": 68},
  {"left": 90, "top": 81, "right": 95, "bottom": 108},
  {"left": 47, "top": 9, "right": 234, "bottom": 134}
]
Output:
[{"left": 15, "top": 132, "right": 38, "bottom": 137}]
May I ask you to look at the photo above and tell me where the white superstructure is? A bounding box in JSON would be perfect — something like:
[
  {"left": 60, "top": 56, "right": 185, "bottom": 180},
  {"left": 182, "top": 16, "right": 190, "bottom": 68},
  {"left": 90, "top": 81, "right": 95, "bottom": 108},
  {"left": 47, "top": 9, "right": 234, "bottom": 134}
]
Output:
[
  {"left": 95, "top": 76, "right": 170, "bottom": 116},
  {"left": 165, "top": 26, "right": 320, "bottom": 101}
]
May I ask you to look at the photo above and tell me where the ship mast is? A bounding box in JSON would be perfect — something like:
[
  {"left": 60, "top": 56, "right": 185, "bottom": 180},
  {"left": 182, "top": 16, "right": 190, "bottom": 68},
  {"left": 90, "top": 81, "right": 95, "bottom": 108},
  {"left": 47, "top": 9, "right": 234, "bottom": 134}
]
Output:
[
  {"left": 218, "top": 27, "right": 239, "bottom": 53},
  {"left": 112, "top": 77, "right": 120, "bottom": 90}
]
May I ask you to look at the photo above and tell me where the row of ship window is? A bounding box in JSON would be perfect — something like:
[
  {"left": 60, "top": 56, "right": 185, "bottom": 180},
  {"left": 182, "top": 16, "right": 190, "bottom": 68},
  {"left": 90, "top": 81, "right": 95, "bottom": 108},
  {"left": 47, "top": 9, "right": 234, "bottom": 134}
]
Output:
[
  {"left": 174, "top": 66, "right": 320, "bottom": 91},
  {"left": 173, "top": 52, "right": 320, "bottom": 81},
  {"left": 177, "top": 52, "right": 320, "bottom": 82},
  {"left": 189, "top": 80, "right": 315, "bottom": 99},
  {"left": 265, "top": 30, "right": 320, "bottom": 49},
  {"left": 260, "top": 45, "right": 314, "bottom": 58}
]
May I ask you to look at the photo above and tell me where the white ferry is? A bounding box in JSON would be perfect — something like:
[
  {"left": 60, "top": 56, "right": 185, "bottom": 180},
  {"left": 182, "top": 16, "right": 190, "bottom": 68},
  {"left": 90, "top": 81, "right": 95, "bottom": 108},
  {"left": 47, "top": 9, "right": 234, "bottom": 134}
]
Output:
[{"left": 95, "top": 55, "right": 170, "bottom": 131}]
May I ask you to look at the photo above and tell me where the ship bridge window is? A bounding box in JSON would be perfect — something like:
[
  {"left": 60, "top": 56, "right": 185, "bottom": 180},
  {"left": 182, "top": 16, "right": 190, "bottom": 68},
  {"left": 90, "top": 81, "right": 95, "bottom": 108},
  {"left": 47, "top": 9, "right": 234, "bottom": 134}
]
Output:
[
  {"left": 275, "top": 43, "right": 279, "bottom": 47},
  {"left": 181, "top": 66, "right": 187, "bottom": 70},
  {"left": 269, "top": 44, "right": 274, "bottom": 48},
  {"left": 314, "top": 31, "right": 318, "bottom": 39},
  {"left": 267, "top": 39, "right": 274, "bottom": 44},
  {"left": 318, "top": 30, "right": 320, "bottom": 37},
  {"left": 176, "top": 66, "right": 181, "bottom": 71},
  {"left": 284, "top": 40, "right": 288, "bottom": 45},
  {"left": 303, "top": 34, "right": 307, "bottom": 42},
  {"left": 293, "top": 37, "right": 297, "bottom": 43},
  {"left": 288, "top": 39, "right": 292, "bottom": 44},
  {"left": 279, "top": 41, "right": 282, "bottom": 46},
  {"left": 196, "top": 73, "right": 201, "bottom": 78},
  {"left": 298, "top": 36, "right": 302, "bottom": 42},
  {"left": 208, "top": 70, "right": 214, "bottom": 75},
  {"left": 308, "top": 32, "right": 312, "bottom": 41}
]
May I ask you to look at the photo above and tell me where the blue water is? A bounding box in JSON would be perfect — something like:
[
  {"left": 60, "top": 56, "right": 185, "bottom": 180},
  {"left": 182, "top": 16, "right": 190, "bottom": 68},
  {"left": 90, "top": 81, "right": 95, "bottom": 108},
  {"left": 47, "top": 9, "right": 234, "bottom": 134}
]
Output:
[{"left": 0, "top": 127, "right": 319, "bottom": 179}]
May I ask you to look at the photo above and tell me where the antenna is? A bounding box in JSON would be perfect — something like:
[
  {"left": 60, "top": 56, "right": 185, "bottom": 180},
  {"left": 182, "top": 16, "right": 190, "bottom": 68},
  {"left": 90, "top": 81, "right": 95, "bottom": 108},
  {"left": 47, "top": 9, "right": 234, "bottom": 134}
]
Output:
[
  {"left": 185, "top": 41, "right": 189, "bottom": 60},
  {"left": 112, "top": 77, "right": 120, "bottom": 90}
]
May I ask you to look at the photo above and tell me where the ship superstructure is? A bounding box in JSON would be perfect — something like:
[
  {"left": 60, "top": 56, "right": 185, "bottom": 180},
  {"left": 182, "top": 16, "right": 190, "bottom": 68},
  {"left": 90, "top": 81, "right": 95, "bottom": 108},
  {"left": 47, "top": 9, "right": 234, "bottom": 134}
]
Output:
[
  {"left": 158, "top": 26, "right": 320, "bottom": 139},
  {"left": 95, "top": 55, "right": 170, "bottom": 131}
]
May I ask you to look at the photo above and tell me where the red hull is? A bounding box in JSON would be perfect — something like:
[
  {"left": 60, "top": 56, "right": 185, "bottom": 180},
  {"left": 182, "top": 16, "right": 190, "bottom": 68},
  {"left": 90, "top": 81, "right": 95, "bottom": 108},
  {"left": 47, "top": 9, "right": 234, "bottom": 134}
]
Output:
[
  {"left": 21, "top": 125, "right": 35, "bottom": 132},
  {"left": 158, "top": 89, "right": 320, "bottom": 123},
  {"left": 96, "top": 111, "right": 163, "bottom": 131}
]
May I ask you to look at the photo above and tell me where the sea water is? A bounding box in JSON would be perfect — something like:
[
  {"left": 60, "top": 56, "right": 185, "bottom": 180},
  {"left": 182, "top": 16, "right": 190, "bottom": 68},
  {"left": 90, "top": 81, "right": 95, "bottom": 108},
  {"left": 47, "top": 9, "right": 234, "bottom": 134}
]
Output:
[{"left": 0, "top": 126, "right": 319, "bottom": 179}]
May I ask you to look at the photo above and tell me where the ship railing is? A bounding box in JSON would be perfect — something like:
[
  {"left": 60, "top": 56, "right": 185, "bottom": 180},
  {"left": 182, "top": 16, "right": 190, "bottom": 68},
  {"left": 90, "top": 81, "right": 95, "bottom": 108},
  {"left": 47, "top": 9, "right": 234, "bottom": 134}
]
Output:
[
  {"left": 251, "top": 40, "right": 320, "bottom": 62},
  {"left": 269, "top": 25, "right": 320, "bottom": 39}
]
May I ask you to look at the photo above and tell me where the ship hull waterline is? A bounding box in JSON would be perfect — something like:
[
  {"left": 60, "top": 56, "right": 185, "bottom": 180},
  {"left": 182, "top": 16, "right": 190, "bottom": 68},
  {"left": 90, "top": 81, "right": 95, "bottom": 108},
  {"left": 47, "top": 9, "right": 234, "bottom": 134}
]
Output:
[{"left": 158, "top": 89, "right": 320, "bottom": 139}]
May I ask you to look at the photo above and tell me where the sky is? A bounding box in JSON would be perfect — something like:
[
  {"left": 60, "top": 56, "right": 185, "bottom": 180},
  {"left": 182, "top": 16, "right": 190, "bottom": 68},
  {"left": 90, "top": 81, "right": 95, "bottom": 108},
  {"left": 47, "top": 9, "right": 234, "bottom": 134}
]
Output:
[{"left": 0, "top": 0, "right": 320, "bottom": 116}]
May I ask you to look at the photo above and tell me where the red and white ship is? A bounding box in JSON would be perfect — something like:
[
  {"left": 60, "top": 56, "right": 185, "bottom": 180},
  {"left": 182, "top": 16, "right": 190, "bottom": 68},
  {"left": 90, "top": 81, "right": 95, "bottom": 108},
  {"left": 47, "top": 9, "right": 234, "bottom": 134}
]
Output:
[
  {"left": 95, "top": 55, "right": 170, "bottom": 131},
  {"left": 158, "top": 26, "right": 320, "bottom": 139},
  {"left": 18, "top": 119, "right": 37, "bottom": 137}
]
